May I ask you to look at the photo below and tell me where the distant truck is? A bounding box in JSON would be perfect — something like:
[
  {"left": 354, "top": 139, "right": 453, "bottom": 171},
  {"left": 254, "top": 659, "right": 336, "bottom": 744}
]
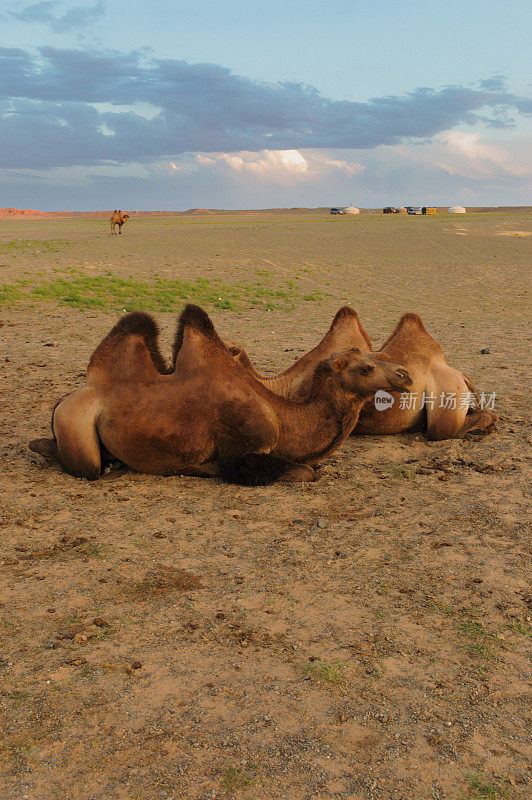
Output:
[
  {"left": 330, "top": 208, "right": 346, "bottom": 215},
  {"left": 382, "top": 207, "right": 396, "bottom": 214},
  {"left": 422, "top": 207, "right": 437, "bottom": 215}
]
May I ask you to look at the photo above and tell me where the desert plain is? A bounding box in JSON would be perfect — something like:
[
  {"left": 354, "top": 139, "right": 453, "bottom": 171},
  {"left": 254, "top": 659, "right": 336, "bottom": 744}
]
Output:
[{"left": 0, "top": 210, "right": 530, "bottom": 800}]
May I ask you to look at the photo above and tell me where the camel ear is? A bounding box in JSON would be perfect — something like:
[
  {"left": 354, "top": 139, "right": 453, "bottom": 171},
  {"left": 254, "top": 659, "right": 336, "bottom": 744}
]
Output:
[
  {"left": 333, "top": 357, "right": 348, "bottom": 372},
  {"left": 229, "top": 345, "right": 241, "bottom": 357}
]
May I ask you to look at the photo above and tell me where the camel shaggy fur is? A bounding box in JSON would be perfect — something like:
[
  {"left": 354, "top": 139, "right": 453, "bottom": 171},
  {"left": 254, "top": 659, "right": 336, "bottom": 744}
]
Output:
[{"left": 29, "top": 305, "right": 412, "bottom": 484}]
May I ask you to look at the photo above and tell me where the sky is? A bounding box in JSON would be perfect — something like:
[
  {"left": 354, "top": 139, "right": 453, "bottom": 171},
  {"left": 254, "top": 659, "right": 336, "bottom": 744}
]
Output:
[{"left": 1, "top": 0, "right": 531, "bottom": 210}]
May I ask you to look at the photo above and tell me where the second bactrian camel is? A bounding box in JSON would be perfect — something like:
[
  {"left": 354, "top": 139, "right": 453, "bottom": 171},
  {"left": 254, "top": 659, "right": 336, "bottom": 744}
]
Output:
[{"left": 229, "top": 309, "right": 497, "bottom": 440}]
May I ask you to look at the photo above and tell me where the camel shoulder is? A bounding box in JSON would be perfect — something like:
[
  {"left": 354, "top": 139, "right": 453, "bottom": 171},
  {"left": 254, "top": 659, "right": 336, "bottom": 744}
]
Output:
[{"left": 216, "top": 395, "right": 278, "bottom": 457}]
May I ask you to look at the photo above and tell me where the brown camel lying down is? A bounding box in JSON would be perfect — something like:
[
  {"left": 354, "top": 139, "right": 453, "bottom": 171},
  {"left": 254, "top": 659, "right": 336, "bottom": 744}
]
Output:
[
  {"left": 29, "top": 305, "right": 412, "bottom": 484},
  {"left": 229, "top": 309, "right": 497, "bottom": 440}
]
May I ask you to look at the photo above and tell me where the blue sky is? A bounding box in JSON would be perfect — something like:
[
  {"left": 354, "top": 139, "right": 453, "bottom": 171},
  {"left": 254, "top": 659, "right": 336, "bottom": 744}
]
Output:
[{"left": 1, "top": 0, "right": 531, "bottom": 209}]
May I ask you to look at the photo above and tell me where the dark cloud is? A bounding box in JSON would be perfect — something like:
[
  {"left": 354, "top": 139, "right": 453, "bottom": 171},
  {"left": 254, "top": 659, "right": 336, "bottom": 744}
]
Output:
[
  {"left": 477, "top": 76, "right": 507, "bottom": 92},
  {"left": 0, "top": 46, "right": 530, "bottom": 169},
  {"left": 9, "top": 1, "right": 105, "bottom": 33}
]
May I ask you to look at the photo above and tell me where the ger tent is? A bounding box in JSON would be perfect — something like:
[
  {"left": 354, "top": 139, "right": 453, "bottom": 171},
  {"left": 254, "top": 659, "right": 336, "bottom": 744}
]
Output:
[
  {"left": 344, "top": 206, "right": 360, "bottom": 214},
  {"left": 448, "top": 205, "right": 466, "bottom": 214}
]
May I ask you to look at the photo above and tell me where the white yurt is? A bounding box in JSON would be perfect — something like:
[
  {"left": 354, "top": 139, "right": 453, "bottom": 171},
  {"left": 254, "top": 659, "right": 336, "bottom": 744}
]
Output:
[
  {"left": 344, "top": 206, "right": 360, "bottom": 215},
  {"left": 448, "top": 205, "right": 466, "bottom": 214}
]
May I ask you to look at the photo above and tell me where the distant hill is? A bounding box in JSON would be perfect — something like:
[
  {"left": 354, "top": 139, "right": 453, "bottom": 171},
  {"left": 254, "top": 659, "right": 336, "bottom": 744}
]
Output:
[
  {"left": 0, "top": 207, "right": 330, "bottom": 218},
  {"left": 0, "top": 207, "right": 52, "bottom": 217},
  {"left": 1, "top": 206, "right": 530, "bottom": 218}
]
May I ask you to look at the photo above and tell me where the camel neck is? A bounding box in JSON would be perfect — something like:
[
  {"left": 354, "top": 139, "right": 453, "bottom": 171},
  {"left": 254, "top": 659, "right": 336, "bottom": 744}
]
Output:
[
  {"left": 261, "top": 372, "right": 293, "bottom": 396},
  {"left": 273, "top": 371, "right": 362, "bottom": 465}
]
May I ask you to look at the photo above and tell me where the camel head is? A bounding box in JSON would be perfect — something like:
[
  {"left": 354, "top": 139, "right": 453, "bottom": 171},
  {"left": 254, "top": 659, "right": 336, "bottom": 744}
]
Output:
[
  {"left": 330, "top": 349, "right": 412, "bottom": 398},
  {"left": 224, "top": 341, "right": 256, "bottom": 371}
]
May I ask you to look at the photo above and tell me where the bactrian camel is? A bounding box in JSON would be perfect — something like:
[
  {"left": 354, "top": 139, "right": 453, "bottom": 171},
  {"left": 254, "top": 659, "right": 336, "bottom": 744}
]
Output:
[
  {"left": 29, "top": 305, "right": 412, "bottom": 484},
  {"left": 110, "top": 210, "right": 129, "bottom": 235},
  {"left": 229, "top": 308, "right": 497, "bottom": 440}
]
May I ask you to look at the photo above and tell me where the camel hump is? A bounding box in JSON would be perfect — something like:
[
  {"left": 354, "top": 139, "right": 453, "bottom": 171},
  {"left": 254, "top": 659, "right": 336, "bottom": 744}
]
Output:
[
  {"left": 330, "top": 305, "right": 358, "bottom": 324},
  {"left": 172, "top": 304, "right": 225, "bottom": 365},
  {"left": 397, "top": 312, "right": 428, "bottom": 332},
  {"left": 323, "top": 305, "right": 372, "bottom": 351},
  {"left": 88, "top": 311, "right": 169, "bottom": 376},
  {"left": 381, "top": 312, "right": 442, "bottom": 353},
  {"left": 179, "top": 304, "right": 216, "bottom": 336},
  {"left": 109, "top": 310, "right": 159, "bottom": 340}
]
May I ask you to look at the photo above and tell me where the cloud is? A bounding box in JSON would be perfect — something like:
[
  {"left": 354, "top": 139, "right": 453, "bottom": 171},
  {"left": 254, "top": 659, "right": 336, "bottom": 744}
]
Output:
[
  {"left": 0, "top": 46, "right": 530, "bottom": 169},
  {"left": 6, "top": 135, "right": 528, "bottom": 211},
  {"left": 9, "top": 1, "right": 105, "bottom": 33},
  {"left": 216, "top": 150, "right": 310, "bottom": 176},
  {"left": 163, "top": 149, "right": 364, "bottom": 183},
  {"left": 477, "top": 76, "right": 507, "bottom": 92},
  {"left": 390, "top": 132, "right": 532, "bottom": 180}
]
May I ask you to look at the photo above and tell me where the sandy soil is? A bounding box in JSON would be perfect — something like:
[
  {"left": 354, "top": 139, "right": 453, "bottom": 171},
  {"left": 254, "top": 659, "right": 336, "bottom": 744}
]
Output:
[{"left": 0, "top": 211, "right": 531, "bottom": 800}]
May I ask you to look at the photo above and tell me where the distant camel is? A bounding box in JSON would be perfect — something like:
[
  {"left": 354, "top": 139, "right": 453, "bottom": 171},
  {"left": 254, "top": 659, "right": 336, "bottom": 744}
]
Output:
[
  {"left": 29, "top": 305, "right": 411, "bottom": 484},
  {"left": 229, "top": 309, "right": 497, "bottom": 440},
  {"left": 110, "top": 210, "right": 129, "bottom": 234}
]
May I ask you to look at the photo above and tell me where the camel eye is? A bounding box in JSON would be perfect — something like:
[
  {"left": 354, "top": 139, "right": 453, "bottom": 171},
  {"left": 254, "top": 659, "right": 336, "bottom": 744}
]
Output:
[{"left": 360, "top": 364, "right": 374, "bottom": 375}]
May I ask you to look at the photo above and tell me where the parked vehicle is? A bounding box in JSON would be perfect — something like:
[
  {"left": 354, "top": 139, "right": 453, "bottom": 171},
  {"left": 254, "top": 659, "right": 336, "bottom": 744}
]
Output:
[
  {"left": 422, "top": 207, "right": 437, "bottom": 215},
  {"left": 330, "top": 208, "right": 346, "bottom": 215},
  {"left": 407, "top": 207, "right": 422, "bottom": 215},
  {"left": 382, "top": 207, "right": 396, "bottom": 214}
]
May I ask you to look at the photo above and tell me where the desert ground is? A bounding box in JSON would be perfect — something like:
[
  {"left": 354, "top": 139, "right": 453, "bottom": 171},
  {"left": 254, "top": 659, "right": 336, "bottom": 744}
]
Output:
[{"left": 0, "top": 210, "right": 530, "bottom": 800}]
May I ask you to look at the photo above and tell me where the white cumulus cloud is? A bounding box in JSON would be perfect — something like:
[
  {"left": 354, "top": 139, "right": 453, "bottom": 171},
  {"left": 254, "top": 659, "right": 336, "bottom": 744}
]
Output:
[
  {"left": 391, "top": 132, "right": 532, "bottom": 179},
  {"left": 159, "top": 149, "right": 364, "bottom": 183}
]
